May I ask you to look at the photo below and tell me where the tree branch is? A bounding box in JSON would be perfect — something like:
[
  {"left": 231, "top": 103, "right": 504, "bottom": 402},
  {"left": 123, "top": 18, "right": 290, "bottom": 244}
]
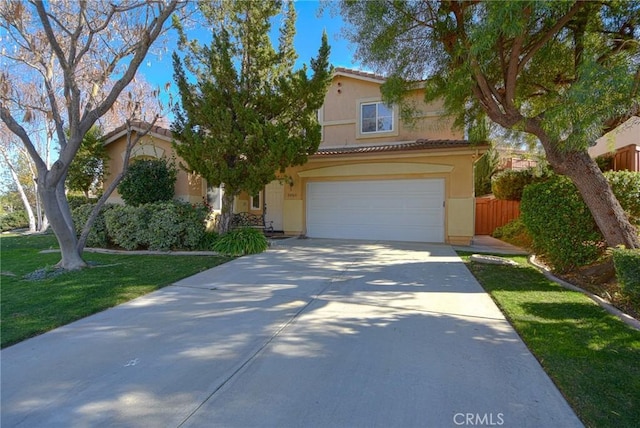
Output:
[
  {"left": 518, "top": 1, "right": 585, "bottom": 74},
  {"left": 0, "top": 103, "right": 47, "bottom": 172},
  {"left": 77, "top": 115, "right": 160, "bottom": 252}
]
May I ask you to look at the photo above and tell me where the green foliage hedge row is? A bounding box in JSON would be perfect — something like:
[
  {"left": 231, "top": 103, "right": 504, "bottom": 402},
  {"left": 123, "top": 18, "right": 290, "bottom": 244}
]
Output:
[
  {"left": 612, "top": 247, "right": 640, "bottom": 299},
  {"left": 72, "top": 201, "right": 212, "bottom": 251},
  {"left": 521, "top": 171, "right": 640, "bottom": 272},
  {"left": 0, "top": 211, "right": 29, "bottom": 232},
  {"left": 72, "top": 203, "right": 114, "bottom": 248}
]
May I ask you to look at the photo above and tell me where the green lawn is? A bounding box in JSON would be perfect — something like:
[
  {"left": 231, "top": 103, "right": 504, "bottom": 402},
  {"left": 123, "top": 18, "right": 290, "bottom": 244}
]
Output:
[
  {"left": 460, "top": 252, "right": 640, "bottom": 428},
  {"left": 1, "top": 233, "right": 232, "bottom": 348}
]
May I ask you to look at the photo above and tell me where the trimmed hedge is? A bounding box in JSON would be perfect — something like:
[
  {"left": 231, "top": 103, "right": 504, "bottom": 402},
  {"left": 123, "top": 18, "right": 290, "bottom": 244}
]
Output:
[
  {"left": 71, "top": 203, "right": 114, "bottom": 248},
  {"left": 104, "top": 205, "right": 148, "bottom": 250},
  {"left": 99, "top": 201, "right": 209, "bottom": 251},
  {"left": 521, "top": 171, "right": 640, "bottom": 272},
  {"left": 612, "top": 247, "right": 640, "bottom": 299},
  {"left": 521, "top": 176, "right": 602, "bottom": 271}
]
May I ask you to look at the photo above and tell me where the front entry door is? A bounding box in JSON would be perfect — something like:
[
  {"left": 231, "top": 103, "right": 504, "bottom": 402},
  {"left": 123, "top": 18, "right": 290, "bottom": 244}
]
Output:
[{"left": 265, "top": 180, "right": 284, "bottom": 231}]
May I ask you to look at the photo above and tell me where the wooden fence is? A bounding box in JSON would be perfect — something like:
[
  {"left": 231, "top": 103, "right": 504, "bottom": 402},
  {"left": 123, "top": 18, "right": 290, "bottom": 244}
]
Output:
[
  {"left": 475, "top": 196, "right": 521, "bottom": 235},
  {"left": 613, "top": 144, "right": 640, "bottom": 172}
]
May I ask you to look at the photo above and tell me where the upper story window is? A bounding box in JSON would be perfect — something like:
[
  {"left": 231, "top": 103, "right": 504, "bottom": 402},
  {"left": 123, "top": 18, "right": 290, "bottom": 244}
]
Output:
[{"left": 361, "top": 102, "right": 394, "bottom": 134}]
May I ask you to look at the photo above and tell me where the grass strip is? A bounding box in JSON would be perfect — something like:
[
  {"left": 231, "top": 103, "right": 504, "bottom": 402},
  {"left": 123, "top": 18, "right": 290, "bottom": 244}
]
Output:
[
  {"left": 459, "top": 253, "right": 640, "bottom": 428},
  {"left": 1, "top": 233, "right": 232, "bottom": 348}
]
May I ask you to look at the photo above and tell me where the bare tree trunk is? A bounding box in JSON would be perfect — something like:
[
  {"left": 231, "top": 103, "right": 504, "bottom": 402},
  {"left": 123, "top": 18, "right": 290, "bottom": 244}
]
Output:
[
  {"left": 9, "top": 162, "right": 37, "bottom": 232},
  {"left": 549, "top": 149, "right": 639, "bottom": 248},
  {"left": 527, "top": 121, "right": 640, "bottom": 249},
  {"left": 219, "top": 189, "right": 236, "bottom": 234},
  {"left": 40, "top": 180, "right": 86, "bottom": 270}
]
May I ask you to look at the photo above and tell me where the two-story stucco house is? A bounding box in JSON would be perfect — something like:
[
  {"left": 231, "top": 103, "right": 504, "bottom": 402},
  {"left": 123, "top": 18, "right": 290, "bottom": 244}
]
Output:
[{"left": 103, "top": 68, "right": 488, "bottom": 245}]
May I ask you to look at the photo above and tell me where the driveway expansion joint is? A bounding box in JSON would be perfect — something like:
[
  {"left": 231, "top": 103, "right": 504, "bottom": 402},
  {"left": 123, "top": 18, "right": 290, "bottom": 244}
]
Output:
[{"left": 177, "top": 249, "right": 364, "bottom": 427}]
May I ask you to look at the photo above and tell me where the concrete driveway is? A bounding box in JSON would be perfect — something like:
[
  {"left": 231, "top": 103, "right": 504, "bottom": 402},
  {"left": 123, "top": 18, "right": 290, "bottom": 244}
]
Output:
[{"left": 1, "top": 239, "right": 583, "bottom": 428}]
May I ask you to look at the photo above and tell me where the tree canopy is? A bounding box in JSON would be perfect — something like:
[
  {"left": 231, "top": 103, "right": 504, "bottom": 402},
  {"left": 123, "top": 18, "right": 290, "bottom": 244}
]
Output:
[
  {"left": 339, "top": 0, "right": 640, "bottom": 248},
  {"left": 172, "top": 0, "right": 332, "bottom": 233},
  {"left": 1, "top": 0, "right": 182, "bottom": 269}
]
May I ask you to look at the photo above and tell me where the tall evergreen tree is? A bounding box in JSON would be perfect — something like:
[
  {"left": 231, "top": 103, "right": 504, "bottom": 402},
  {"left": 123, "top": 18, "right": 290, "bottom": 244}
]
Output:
[
  {"left": 66, "top": 126, "right": 108, "bottom": 198},
  {"left": 339, "top": 0, "right": 640, "bottom": 249},
  {"left": 171, "top": 0, "right": 332, "bottom": 233}
]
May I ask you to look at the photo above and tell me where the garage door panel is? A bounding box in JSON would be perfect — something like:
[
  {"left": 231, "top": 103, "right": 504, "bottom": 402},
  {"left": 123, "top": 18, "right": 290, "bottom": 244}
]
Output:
[{"left": 306, "top": 179, "right": 444, "bottom": 243}]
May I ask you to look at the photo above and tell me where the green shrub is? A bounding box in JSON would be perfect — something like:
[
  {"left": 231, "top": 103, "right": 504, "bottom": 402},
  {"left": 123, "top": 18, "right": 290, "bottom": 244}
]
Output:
[
  {"left": 197, "top": 231, "right": 219, "bottom": 250},
  {"left": 612, "top": 247, "right": 640, "bottom": 299},
  {"left": 102, "top": 201, "right": 208, "bottom": 251},
  {"left": 0, "top": 211, "right": 29, "bottom": 232},
  {"left": 142, "top": 202, "right": 183, "bottom": 251},
  {"left": 118, "top": 158, "right": 177, "bottom": 206},
  {"left": 213, "top": 227, "right": 268, "bottom": 256},
  {"left": 104, "top": 205, "right": 148, "bottom": 250},
  {"left": 474, "top": 146, "right": 499, "bottom": 197},
  {"left": 492, "top": 217, "right": 533, "bottom": 249},
  {"left": 178, "top": 203, "right": 209, "bottom": 250},
  {"left": 521, "top": 171, "right": 640, "bottom": 272},
  {"left": 595, "top": 154, "right": 614, "bottom": 172},
  {"left": 67, "top": 195, "right": 97, "bottom": 210},
  {"left": 521, "top": 176, "right": 603, "bottom": 272},
  {"left": 491, "top": 168, "right": 549, "bottom": 201},
  {"left": 604, "top": 170, "right": 640, "bottom": 226},
  {"left": 71, "top": 203, "right": 113, "bottom": 248}
]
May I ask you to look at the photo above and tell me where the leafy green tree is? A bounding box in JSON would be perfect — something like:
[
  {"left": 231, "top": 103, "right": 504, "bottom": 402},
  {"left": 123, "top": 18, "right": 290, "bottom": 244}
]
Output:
[
  {"left": 66, "top": 126, "right": 108, "bottom": 198},
  {"left": 339, "top": 0, "right": 640, "bottom": 249},
  {"left": 172, "top": 0, "right": 332, "bottom": 233},
  {"left": 474, "top": 145, "right": 499, "bottom": 196}
]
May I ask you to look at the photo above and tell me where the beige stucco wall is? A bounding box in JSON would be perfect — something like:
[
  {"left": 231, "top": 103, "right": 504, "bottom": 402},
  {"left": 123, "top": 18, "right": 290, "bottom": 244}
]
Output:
[
  {"left": 280, "top": 147, "right": 482, "bottom": 244},
  {"left": 321, "top": 75, "right": 461, "bottom": 147},
  {"left": 589, "top": 116, "right": 640, "bottom": 158},
  {"left": 103, "top": 133, "right": 203, "bottom": 204},
  {"left": 102, "top": 71, "right": 479, "bottom": 245}
]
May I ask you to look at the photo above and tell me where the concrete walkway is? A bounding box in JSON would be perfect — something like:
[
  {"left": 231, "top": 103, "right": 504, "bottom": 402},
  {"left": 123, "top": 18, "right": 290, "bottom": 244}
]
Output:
[
  {"left": 454, "top": 235, "right": 529, "bottom": 255},
  {"left": 1, "top": 239, "right": 581, "bottom": 428}
]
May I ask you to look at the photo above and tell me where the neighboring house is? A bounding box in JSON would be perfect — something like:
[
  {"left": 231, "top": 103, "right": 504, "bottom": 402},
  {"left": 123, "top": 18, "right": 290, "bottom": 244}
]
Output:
[
  {"left": 102, "top": 123, "right": 205, "bottom": 205},
  {"left": 103, "top": 68, "right": 488, "bottom": 245},
  {"left": 589, "top": 116, "right": 640, "bottom": 172}
]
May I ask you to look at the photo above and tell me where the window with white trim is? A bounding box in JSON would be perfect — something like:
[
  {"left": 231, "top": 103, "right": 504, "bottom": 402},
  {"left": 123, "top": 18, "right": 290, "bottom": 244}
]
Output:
[
  {"left": 251, "top": 192, "right": 262, "bottom": 210},
  {"left": 361, "top": 101, "right": 394, "bottom": 134},
  {"left": 206, "top": 185, "right": 222, "bottom": 210}
]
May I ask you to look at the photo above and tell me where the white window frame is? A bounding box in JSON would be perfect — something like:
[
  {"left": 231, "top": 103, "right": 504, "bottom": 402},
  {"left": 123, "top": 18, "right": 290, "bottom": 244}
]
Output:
[
  {"left": 360, "top": 101, "right": 394, "bottom": 134},
  {"left": 251, "top": 192, "right": 262, "bottom": 210},
  {"left": 203, "top": 182, "right": 223, "bottom": 211}
]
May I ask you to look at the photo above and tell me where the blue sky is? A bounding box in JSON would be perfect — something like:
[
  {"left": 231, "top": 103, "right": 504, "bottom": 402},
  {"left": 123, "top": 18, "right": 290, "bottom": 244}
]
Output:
[{"left": 139, "top": 1, "right": 361, "bottom": 97}]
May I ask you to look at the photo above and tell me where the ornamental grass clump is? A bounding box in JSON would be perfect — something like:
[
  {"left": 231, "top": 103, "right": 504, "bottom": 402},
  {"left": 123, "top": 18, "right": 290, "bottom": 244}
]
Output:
[{"left": 212, "top": 227, "right": 268, "bottom": 256}]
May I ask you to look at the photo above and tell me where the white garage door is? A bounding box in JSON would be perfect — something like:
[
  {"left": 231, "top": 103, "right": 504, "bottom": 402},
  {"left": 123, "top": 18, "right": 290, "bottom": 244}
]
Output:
[{"left": 306, "top": 179, "right": 445, "bottom": 242}]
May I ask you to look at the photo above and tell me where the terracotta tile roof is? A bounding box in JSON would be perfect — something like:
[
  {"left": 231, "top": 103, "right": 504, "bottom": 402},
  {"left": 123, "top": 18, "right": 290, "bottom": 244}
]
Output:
[
  {"left": 314, "top": 140, "right": 484, "bottom": 156},
  {"left": 102, "top": 121, "right": 172, "bottom": 145}
]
